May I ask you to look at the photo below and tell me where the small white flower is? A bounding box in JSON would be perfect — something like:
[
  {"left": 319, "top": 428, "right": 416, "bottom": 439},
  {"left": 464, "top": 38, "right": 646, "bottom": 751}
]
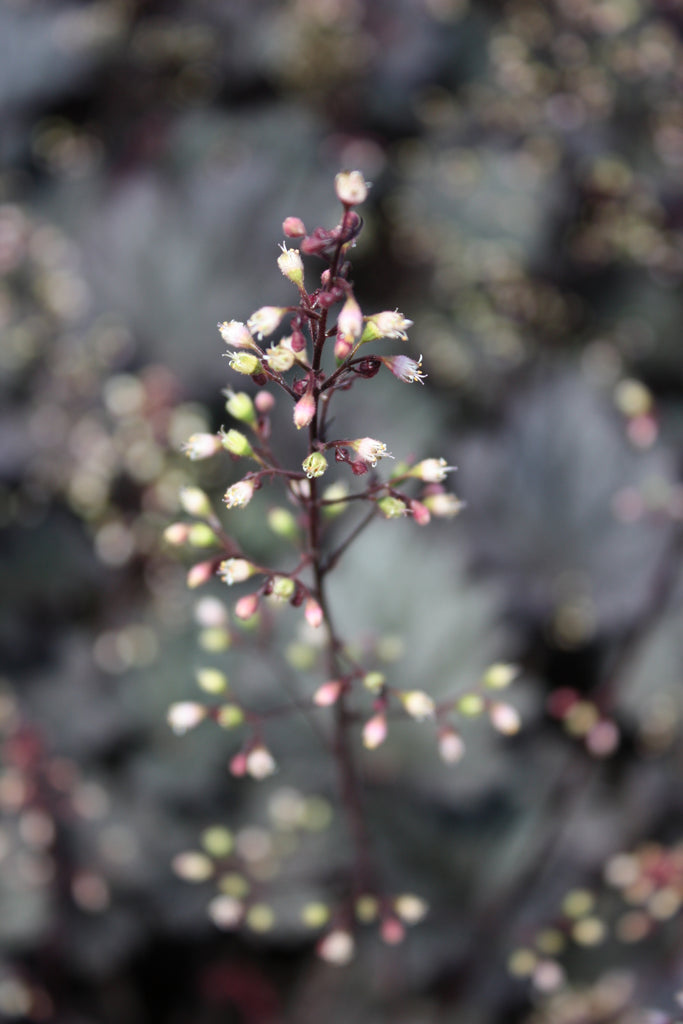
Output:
[
  {"left": 365, "top": 310, "right": 413, "bottom": 340},
  {"left": 277, "top": 243, "right": 304, "bottom": 287},
  {"left": 218, "top": 558, "right": 255, "bottom": 585},
  {"left": 353, "top": 437, "right": 393, "bottom": 466},
  {"left": 218, "top": 320, "right": 254, "bottom": 348},
  {"left": 224, "top": 479, "right": 256, "bottom": 509},
  {"left": 384, "top": 354, "right": 426, "bottom": 384},
  {"left": 412, "top": 458, "right": 456, "bottom": 483},
  {"left": 489, "top": 702, "right": 522, "bottom": 736},
  {"left": 179, "top": 486, "right": 212, "bottom": 518},
  {"left": 247, "top": 306, "right": 286, "bottom": 340},
  {"left": 400, "top": 690, "right": 435, "bottom": 721},
  {"left": 335, "top": 170, "right": 369, "bottom": 205},
  {"left": 317, "top": 928, "right": 355, "bottom": 965},
  {"left": 181, "top": 433, "right": 222, "bottom": 460},
  {"left": 246, "top": 745, "right": 277, "bottom": 780},
  {"left": 167, "top": 702, "right": 207, "bottom": 735}
]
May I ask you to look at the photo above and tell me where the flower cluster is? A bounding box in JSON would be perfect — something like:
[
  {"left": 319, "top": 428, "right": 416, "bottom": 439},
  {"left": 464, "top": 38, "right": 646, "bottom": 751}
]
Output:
[{"left": 167, "top": 173, "right": 520, "bottom": 963}]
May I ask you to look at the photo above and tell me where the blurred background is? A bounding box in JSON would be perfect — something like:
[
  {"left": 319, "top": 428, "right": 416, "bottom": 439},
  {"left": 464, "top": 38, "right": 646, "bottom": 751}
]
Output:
[{"left": 1, "top": 0, "right": 683, "bottom": 1021}]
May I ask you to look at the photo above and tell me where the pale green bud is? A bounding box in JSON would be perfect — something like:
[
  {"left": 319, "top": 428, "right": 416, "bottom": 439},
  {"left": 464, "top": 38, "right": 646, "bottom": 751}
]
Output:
[
  {"left": 270, "top": 575, "right": 296, "bottom": 600},
  {"left": 267, "top": 507, "right": 299, "bottom": 539},
  {"left": 188, "top": 523, "right": 218, "bottom": 547},
  {"left": 378, "top": 496, "right": 407, "bottom": 519},
  {"left": 228, "top": 352, "right": 262, "bottom": 376},
  {"left": 302, "top": 452, "right": 328, "bottom": 479},
  {"left": 179, "top": 486, "right": 212, "bottom": 518},
  {"left": 220, "top": 429, "right": 254, "bottom": 458},
  {"left": 225, "top": 391, "right": 257, "bottom": 427}
]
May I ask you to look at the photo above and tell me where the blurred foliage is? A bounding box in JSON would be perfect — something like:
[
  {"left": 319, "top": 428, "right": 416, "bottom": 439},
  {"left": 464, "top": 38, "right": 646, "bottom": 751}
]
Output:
[{"left": 1, "top": 0, "right": 682, "bottom": 1022}]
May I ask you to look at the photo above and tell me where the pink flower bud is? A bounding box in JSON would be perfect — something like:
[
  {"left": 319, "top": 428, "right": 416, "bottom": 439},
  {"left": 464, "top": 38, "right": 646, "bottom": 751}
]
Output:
[
  {"left": 282, "top": 216, "right": 306, "bottom": 238},
  {"left": 164, "top": 523, "right": 191, "bottom": 545},
  {"left": 314, "top": 680, "right": 343, "bottom": 707},
  {"left": 363, "top": 712, "right": 387, "bottom": 750},
  {"left": 410, "top": 499, "right": 431, "bottom": 525},
  {"left": 337, "top": 295, "right": 363, "bottom": 344},
  {"left": 187, "top": 560, "right": 215, "bottom": 589},
  {"left": 255, "top": 391, "right": 275, "bottom": 413},
  {"left": 234, "top": 594, "right": 259, "bottom": 620},
  {"left": 304, "top": 597, "right": 323, "bottom": 628},
  {"left": 334, "top": 334, "right": 354, "bottom": 361},
  {"left": 380, "top": 916, "right": 406, "bottom": 945},
  {"left": 229, "top": 752, "right": 248, "bottom": 777},
  {"left": 293, "top": 387, "right": 316, "bottom": 430}
]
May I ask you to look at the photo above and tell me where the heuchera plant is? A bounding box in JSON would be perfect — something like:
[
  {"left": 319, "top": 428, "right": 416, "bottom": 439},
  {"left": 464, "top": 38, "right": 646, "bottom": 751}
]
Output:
[{"left": 165, "top": 172, "right": 520, "bottom": 963}]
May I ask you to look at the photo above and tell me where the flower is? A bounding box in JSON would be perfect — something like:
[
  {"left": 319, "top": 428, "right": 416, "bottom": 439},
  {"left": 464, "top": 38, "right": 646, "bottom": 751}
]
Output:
[
  {"left": 410, "top": 458, "right": 456, "bottom": 483},
  {"left": 234, "top": 594, "right": 259, "bottom": 620},
  {"left": 422, "top": 491, "right": 465, "bottom": 517},
  {"left": 336, "top": 295, "right": 363, "bottom": 344},
  {"left": 224, "top": 479, "right": 256, "bottom": 509},
  {"left": 302, "top": 452, "right": 328, "bottom": 478},
  {"left": 377, "top": 496, "right": 407, "bottom": 519},
  {"left": 400, "top": 690, "right": 435, "bottom": 720},
  {"left": 246, "top": 744, "right": 277, "bottom": 780},
  {"left": 314, "top": 680, "right": 343, "bottom": 706},
  {"left": 382, "top": 354, "right": 426, "bottom": 384},
  {"left": 363, "top": 712, "right": 387, "bottom": 749},
  {"left": 247, "top": 306, "right": 286, "bottom": 340},
  {"left": 167, "top": 702, "right": 207, "bottom": 735},
  {"left": 335, "top": 170, "right": 369, "bottom": 205},
  {"left": 224, "top": 390, "right": 256, "bottom": 427},
  {"left": 179, "top": 486, "right": 212, "bottom": 518},
  {"left": 489, "top": 702, "right": 522, "bottom": 736},
  {"left": 181, "top": 433, "right": 222, "bottom": 460},
  {"left": 282, "top": 216, "right": 306, "bottom": 238},
  {"left": 438, "top": 727, "right": 465, "bottom": 764},
  {"left": 351, "top": 437, "right": 393, "bottom": 466},
  {"left": 304, "top": 597, "right": 323, "bottom": 628},
  {"left": 317, "top": 928, "right": 355, "bottom": 965},
  {"left": 226, "top": 351, "right": 262, "bottom": 376},
  {"left": 277, "top": 243, "right": 304, "bottom": 287},
  {"left": 361, "top": 310, "right": 413, "bottom": 342},
  {"left": 218, "top": 320, "right": 254, "bottom": 349},
  {"left": 220, "top": 429, "right": 254, "bottom": 458},
  {"left": 293, "top": 388, "right": 316, "bottom": 430},
  {"left": 218, "top": 558, "right": 256, "bottom": 585}
]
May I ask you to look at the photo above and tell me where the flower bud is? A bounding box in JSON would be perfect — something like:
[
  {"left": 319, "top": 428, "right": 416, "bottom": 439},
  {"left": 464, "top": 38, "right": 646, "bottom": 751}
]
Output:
[
  {"left": 422, "top": 492, "right": 465, "bottom": 518},
  {"left": 400, "top": 690, "right": 435, "bottom": 720},
  {"left": 277, "top": 243, "right": 304, "bottom": 287},
  {"left": 457, "top": 693, "right": 484, "bottom": 716},
  {"left": 380, "top": 916, "right": 405, "bottom": 945},
  {"left": 283, "top": 216, "right": 306, "bottom": 238},
  {"left": 234, "top": 594, "right": 260, "bottom": 620},
  {"left": 179, "top": 486, "right": 212, "bottom": 518},
  {"left": 218, "top": 558, "right": 256, "bottom": 586},
  {"left": 181, "top": 433, "right": 222, "bottom": 460},
  {"left": 314, "top": 680, "right": 343, "bottom": 706},
  {"left": 267, "top": 507, "right": 298, "bottom": 539},
  {"left": 317, "top": 928, "right": 355, "bottom": 965},
  {"left": 361, "top": 310, "right": 413, "bottom": 342},
  {"left": 167, "top": 702, "right": 206, "bottom": 735},
  {"left": 334, "top": 333, "right": 354, "bottom": 361},
  {"left": 220, "top": 429, "right": 254, "bottom": 458},
  {"left": 363, "top": 671, "right": 385, "bottom": 693},
  {"left": 409, "top": 499, "right": 431, "bottom": 525},
  {"left": 362, "top": 712, "right": 387, "bottom": 750},
  {"left": 247, "top": 306, "right": 286, "bottom": 340},
  {"left": 394, "top": 894, "right": 428, "bottom": 924},
  {"left": 188, "top": 523, "right": 218, "bottom": 547},
  {"left": 302, "top": 451, "right": 328, "bottom": 479},
  {"left": 265, "top": 343, "right": 296, "bottom": 373},
  {"left": 293, "top": 388, "right": 316, "bottom": 430},
  {"left": 410, "top": 458, "right": 456, "bottom": 483},
  {"left": 229, "top": 752, "right": 248, "bottom": 776},
  {"left": 216, "top": 704, "right": 245, "bottom": 728},
  {"left": 270, "top": 575, "right": 296, "bottom": 601},
  {"left": 304, "top": 598, "right": 323, "bottom": 628},
  {"left": 224, "top": 478, "right": 256, "bottom": 509},
  {"left": 195, "top": 667, "right": 228, "bottom": 694},
  {"left": 228, "top": 351, "right": 262, "bottom": 376},
  {"left": 378, "top": 496, "right": 407, "bottom": 519},
  {"left": 482, "top": 663, "right": 519, "bottom": 690},
  {"left": 246, "top": 744, "right": 277, "bottom": 780},
  {"left": 489, "top": 701, "right": 522, "bottom": 736},
  {"left": 187, "top": 560, "right": 215, "bottom": 588},
  {"left": 337, "top": 295, "right": 363, "bottom": 344},
  {"left": 208, "top": 895, "right": 244, "bottom": 929},
  {"left": 335, "top": 170, "right": 369, "bottom": 205},
  {"left": 225, "top": 390, "right": 257, "bottom": 427},
  {"left": 219, "top": 320, "right": 254, "bottom": 349},
  {"left": 164, "top": 522, "right": 191, "bottom": 545},
  {"left": 438, "top": 727, "right": 465, "bottom": 764},
  {"left": 255, "top": 390, "right": 275, "bottom": 413}
]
